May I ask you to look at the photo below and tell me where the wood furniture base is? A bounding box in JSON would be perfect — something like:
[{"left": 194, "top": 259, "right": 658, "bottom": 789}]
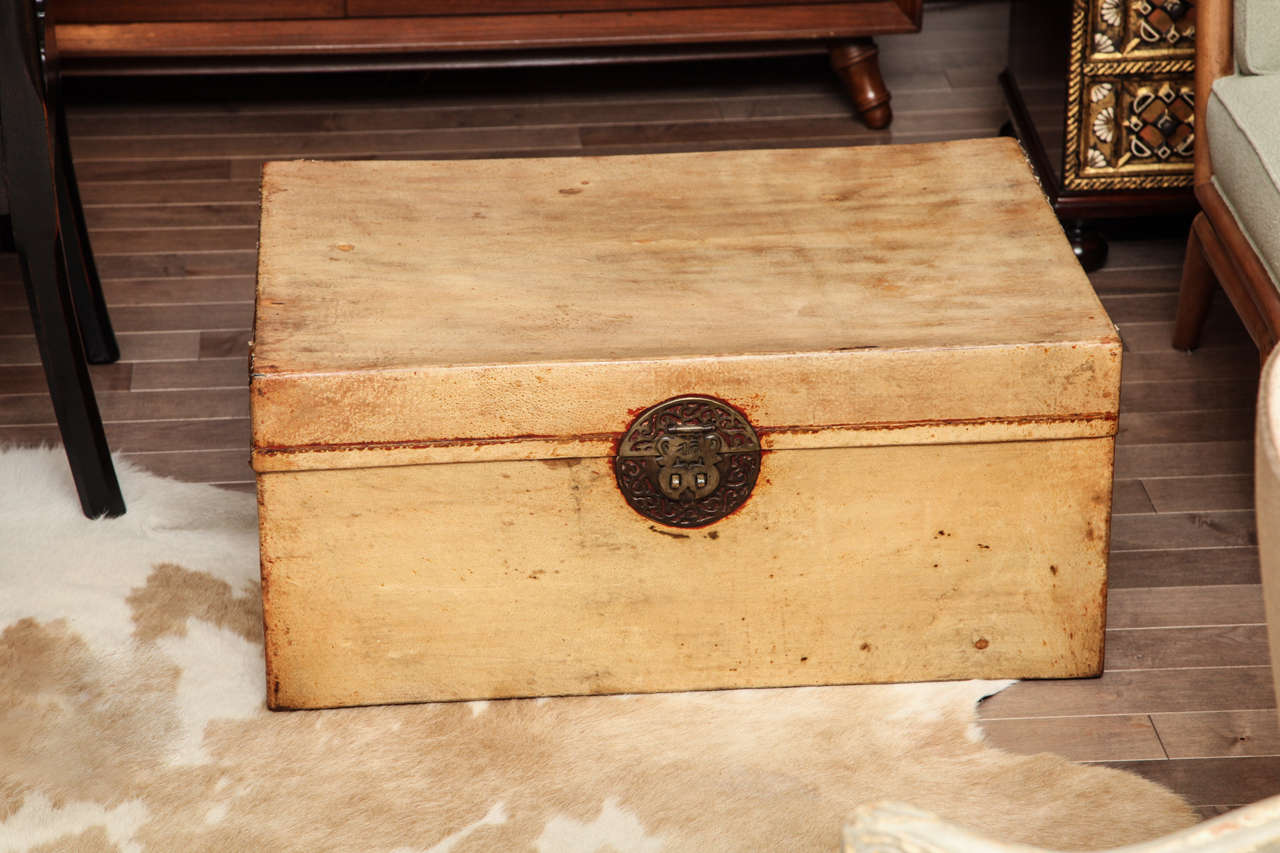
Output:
[{"left": 55, "top": 2, "right": 921, "bottom": 127}]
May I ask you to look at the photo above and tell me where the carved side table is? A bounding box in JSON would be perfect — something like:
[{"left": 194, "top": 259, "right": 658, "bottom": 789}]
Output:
[{"left": 1000, "top": 0, "right": 1197, "bottom": 270}]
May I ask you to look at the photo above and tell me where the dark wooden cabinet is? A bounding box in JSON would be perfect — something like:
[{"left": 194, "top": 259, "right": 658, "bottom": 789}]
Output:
[
  {"left": 53, "top": 1, "right": 921, "bottom": 127},
  {"left": 347, "top": 0, "right": 874, "bottom": 14},
  {"left": 1000, "top": 0, "right": 1197, "bottom": 268},
  {"left": 56, "top": 0, "right": 344, "bottom": 22}
]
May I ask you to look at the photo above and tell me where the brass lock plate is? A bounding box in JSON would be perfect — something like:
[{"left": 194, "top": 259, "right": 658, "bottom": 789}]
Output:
[{"left": 614, "top": 395, "right": 761, "bottom": 528}]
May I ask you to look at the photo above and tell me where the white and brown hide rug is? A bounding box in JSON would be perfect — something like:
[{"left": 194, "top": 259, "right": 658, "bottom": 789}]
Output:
[{"left": 1, "top": 448, "right": 1197, "bottom": 852}]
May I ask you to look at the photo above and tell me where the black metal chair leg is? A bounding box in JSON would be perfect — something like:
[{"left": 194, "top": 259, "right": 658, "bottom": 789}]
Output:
[{"left": 54, "top": 109, "right": 119, "bottom": 365}]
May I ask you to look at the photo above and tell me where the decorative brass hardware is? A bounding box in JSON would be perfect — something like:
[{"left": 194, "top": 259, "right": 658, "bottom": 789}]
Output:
[{"left": 615, "top": 395, "right": 761, "bottom": 528}]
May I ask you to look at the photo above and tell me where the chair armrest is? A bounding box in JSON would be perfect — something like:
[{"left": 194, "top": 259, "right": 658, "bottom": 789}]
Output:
[{"left": 1195, "top": 0, "right": 1235, "bottom": 186}]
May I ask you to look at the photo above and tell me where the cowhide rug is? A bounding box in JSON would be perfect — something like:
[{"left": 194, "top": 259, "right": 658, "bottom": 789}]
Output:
[{"left": 1, "top": 447, "right": 1197, "bottom": 852}]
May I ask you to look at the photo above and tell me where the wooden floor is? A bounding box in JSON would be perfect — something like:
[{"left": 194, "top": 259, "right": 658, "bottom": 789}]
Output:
[{"left": 3, "top": 0, "right": 1274, "bottom": 818}]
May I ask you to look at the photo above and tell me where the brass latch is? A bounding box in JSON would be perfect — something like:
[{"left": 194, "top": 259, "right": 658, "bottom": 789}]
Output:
[{"left": 614, "top": 395, "right": 761, "bottom": 528}]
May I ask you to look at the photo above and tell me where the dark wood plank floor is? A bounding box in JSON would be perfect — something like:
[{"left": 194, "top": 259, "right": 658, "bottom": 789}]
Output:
[{"left": 3, "top": 0, "right": 1273, "bottom": 819}]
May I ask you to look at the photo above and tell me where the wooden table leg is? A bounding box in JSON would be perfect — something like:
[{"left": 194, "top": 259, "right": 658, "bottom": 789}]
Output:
[{"left": 830, "top": 39, "right": 892, "bottom": 129}]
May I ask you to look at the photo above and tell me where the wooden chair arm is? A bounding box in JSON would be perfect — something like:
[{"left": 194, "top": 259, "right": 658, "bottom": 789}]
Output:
[{"left": 1195, "top": 0, "right": 1235, "bottom": 186}]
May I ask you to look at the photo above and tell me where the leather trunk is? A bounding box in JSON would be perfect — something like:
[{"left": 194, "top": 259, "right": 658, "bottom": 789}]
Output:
[{"left": 251, "top": 139, "right": 1121, "bottom": 710}]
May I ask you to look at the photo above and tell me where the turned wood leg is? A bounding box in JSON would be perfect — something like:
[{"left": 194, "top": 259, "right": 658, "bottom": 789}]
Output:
[
  {"left": 1064, "top": 219, "right": 1108, "bottom": 272},
  {"left": 830, "top": 39, "right": 892, "bottom": 130},
  {"left": 1172, "top": 213, "right": 1218, "bottom": 351}
]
